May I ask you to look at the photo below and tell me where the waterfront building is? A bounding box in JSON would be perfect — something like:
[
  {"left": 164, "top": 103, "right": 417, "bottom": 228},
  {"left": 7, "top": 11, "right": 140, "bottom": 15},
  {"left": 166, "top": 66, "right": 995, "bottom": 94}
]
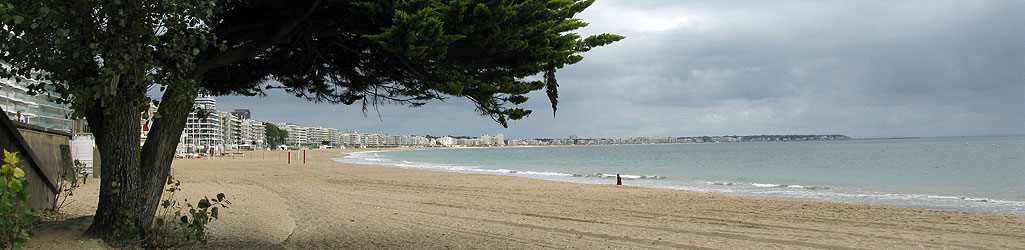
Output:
[
  {"left": 411, "top": 136, "right": 431, "bottom": 146},
  {"left": 278, "top": 123, "right": 309, "bottom": 145},
  {"left": 140, "top": 103, "right": 158, "bottom": 146},
  {"left": 218, "top": 111, "right": 238, "bottom": 149},
  {"left": 308, "top": 127, "right": 339, "bottom": 146},
  {"left": 1, "top": 73, "right": 72, "bottom": 131},
  {"left": 341, "top": 131, "right": 361, "bottom": 146},
  {"left": 240, "top": 119, "right": 266, "bottom": 148},
  {"left": 438, "top": 136, "right": 455, "bottom": 147},
  {"left": 179, "top": 95, "right": 224, "bottom": 153},
  {"left": 360, "top": 133, "right": 382, "bottom": 147},
  {"left": 230, "top": 109, "right": 251, "bottom": 119},
  {"left": 494, "top": 134, "right": 505, "bottom": 146}
]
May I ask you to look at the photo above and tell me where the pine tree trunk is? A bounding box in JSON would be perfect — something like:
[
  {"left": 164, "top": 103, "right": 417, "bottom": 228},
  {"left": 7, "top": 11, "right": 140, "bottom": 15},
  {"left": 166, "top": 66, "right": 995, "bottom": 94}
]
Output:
[{"left": 83, "top": 97, "right": 148, "bottom": 245}]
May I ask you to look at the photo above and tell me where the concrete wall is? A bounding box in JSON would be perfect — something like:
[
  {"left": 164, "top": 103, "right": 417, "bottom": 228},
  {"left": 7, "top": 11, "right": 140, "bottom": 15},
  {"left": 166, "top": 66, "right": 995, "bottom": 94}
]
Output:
[
  {"left": 16, "top": 125, "right": 72, "bottom": 210},
  {"left": 0, "top": 117, "right": 71, "bottom": 210},
  {"left": 0, "top": 134, "right": 57, "bottom": 210}
]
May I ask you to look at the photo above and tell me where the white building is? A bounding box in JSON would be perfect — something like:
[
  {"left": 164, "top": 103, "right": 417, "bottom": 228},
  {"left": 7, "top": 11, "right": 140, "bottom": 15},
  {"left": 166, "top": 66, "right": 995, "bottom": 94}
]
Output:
[
  {"left": 308, "top": 127, "right": 340, "bottom": 146},
  {"left": 438, "top": 136, "right": 455, "bottom": 147},
  {"left": 1, "top": 73, "right": 72, "bottom": 131},
  {"left": 278, "top": 123, "right": 309, "bottom": 146},
  {"left": 239, "top": 119, "right": 266, "bottom": 148},
  {"left": 360, "top": 133, "right": 382, "bottom": 147},
  {"left": 340, "top": 131, "right": 361, "bottom": 146},
  {"left": 139, "top": 103, "right": 158, "bottom": 146},
  {"left": 493, "top": 134, "right": 505, "bottom": 146},
  {"left": 179, "top": 95, "right": 224, "bottom": 153}
]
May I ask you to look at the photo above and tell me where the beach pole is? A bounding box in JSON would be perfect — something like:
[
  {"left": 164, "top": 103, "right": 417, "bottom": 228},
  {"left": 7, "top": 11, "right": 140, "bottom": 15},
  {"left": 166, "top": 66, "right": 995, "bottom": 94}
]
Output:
[
  {"left": 288, "top": 151, "right": 291, "bottom": 164},
  {"left": 303, "top": 150, "right": 306, "bottom": 164}
]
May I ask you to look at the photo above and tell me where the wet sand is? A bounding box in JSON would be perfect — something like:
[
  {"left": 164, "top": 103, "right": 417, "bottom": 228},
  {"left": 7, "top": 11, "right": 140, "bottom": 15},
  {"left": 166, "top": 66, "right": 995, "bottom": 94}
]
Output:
[{"left": 27, "top": 149, "right": 1025, "bottom": 249}]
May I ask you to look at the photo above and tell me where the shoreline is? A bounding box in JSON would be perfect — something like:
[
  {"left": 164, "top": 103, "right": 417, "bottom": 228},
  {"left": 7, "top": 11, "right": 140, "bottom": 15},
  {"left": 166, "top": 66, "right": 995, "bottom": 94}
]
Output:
[
  {"left": 27, "top": 148, "right": 1025, "bottom": 249},
  {"left": 341, "top": 147, "right": 1025, "bottom": 216}
]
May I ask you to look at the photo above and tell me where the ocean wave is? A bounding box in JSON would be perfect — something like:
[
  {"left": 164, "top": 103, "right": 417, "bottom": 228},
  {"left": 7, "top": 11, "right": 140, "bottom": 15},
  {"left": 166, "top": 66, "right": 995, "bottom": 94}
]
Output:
[
  {"left": 752, "top": 183, "right": 780, "bottom": 188},
  {"left": 586, "top": 173, "right": 665, "bottom": 179},
  {"left": 336, "top": 152, "right": 579, "bottom": 178},
  {"left": 708, "top": 181, "right": 834, "bottom": 190},
  {"left": 336, "top": 152, "right": 666, "bottom": 181},
  {"left": 333, "top": 151, "right": 1025, "bottom": 215}
]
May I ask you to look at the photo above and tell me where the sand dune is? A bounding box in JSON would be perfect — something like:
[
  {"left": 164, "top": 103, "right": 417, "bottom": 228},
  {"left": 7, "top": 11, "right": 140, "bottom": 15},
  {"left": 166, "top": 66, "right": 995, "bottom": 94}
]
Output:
[{"left": 27, "top": 149, "right": 1025, "bottom": 249}]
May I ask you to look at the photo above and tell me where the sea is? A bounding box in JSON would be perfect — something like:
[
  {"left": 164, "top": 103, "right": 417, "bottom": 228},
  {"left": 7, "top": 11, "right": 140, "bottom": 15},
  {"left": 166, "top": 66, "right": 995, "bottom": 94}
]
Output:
[{"left": 333, "top": 136, "right": 1025, "bottom": 215}]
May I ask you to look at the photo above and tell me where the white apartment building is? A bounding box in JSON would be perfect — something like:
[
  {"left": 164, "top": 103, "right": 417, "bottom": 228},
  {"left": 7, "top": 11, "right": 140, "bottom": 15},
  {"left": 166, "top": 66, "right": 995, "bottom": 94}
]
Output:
[
  {"left": 179, "top": 95, "right": 223, "bottom": 153},
  {"left": 360, "top": 133, "right": 382, "bottom": 147},
  {"left": 340, "top": 131, "right": 361, "bottom": 146},
  {"left": 140, "top": 103, "right": 158, "bottom": 145},
  {"left": 308, "top": 127, "right": 340, "bottom": 146},
  {"left": 493, "top": 134, "right": 505, "bottom": 146},
  {"left": 218, "top": 111, "right": 239, "bottom": 149},
  {"left": 411, "top": 136, "right": 431, "bottom": 146},
  {"left": 438, "top": 136, "right": 455, "bottom": 146},
  {"left": 1, "top": 73, "right": 72, "bottom": 131},
  {"left": 278, "top": 123, "right": 309, "bottom": 145},
  {"left": 239, "top": 119, "right": 265, "bottom": 148}
]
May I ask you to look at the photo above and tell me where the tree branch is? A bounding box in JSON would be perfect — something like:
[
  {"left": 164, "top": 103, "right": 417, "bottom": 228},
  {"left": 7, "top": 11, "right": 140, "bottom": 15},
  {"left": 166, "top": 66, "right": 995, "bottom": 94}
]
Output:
[{"left": 194, "top": 0, "right": 323, "bottom": 76}]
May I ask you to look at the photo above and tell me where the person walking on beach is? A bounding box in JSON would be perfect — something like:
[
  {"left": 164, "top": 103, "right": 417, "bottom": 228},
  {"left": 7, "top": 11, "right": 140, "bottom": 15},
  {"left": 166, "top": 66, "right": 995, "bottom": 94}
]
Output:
[{"left": 616, "top": 174, "right": 622, "bottom": 185}]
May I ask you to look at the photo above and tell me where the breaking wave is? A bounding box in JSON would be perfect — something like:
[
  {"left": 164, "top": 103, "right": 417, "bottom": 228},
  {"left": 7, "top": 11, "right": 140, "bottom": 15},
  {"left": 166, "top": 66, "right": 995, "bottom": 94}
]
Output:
[{"left": 332, "top": 150, "right": 1025, "bottom": 215}]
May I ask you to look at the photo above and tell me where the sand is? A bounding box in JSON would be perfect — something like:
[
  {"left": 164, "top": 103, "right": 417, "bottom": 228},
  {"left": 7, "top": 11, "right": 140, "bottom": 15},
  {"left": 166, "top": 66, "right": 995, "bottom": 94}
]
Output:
[{"left": 24, "top": 148, "right": 1025, "bottom": 249}]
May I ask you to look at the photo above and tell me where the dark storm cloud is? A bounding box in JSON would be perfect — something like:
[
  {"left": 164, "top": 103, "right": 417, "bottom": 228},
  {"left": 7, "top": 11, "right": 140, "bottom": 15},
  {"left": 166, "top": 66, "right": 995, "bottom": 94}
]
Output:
[
  {"left": 556, "top": 0, "right": 1024, "bottom": 137},
  {"left": 218, "top": 0, "right": 1024, "bottom": 138}
]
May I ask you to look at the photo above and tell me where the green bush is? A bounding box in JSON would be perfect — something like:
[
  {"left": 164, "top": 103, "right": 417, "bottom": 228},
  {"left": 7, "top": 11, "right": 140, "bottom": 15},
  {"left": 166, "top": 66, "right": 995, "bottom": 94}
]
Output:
[
  {"left": 50, "top": 160, "right": 87, "bottom": 213},
  {"left": 148, "top": 174, "right": 229, "bottom": 248},
  {"left": 1, "top": 150, "right": 38, "bottom": 249}
]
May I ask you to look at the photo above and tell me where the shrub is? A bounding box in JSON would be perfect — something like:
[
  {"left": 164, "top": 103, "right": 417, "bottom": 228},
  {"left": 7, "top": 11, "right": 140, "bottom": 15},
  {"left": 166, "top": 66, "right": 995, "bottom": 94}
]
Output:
[
  {"left": 50, "top": 160, "right": 87, "bottom": 213},
  {"left": 147, "top": 174, "right": 229, "bottom": 248},
  {"left": 0, "top": 150, "right": 38, "bottom": 249}
]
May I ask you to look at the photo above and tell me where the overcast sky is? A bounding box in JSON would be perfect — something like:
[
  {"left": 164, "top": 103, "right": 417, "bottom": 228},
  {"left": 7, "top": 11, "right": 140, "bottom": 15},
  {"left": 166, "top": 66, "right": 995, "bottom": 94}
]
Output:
[{"left": 214, "top": 0, "right": 1024, "bottom": 139}]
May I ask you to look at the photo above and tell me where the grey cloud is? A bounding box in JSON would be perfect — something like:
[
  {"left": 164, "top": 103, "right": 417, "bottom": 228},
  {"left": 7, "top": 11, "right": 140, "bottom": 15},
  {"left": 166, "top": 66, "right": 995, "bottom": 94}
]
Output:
[{"left": 216, "top": 0, "right": 1024, "bottom": 139}]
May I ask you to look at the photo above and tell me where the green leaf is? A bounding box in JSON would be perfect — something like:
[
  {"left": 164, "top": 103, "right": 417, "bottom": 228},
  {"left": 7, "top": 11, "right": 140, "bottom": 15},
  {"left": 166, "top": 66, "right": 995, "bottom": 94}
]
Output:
[
  {"left": 216, "top": 193, "right": 225, "bottom": 201},
  {"left": 180, "top": 215, "right": 189, "bottom": 224},
  {"left": 13, "top": 167, "right": 24, "bottom": 179},
  {"left": 10, "top": 179, "right": 23, "bottom": 192},
  {"left": 210, "top": 207, "right": 218, "bottom": 219},
  {"left": 197, "top": 199, "right": 210, "bottom": 209},
  {"left": 4, "top": 150, "right": 19, "bottom": 165},
  {"left": 12, "top": 15, "right": 23, "bottom": 24}
]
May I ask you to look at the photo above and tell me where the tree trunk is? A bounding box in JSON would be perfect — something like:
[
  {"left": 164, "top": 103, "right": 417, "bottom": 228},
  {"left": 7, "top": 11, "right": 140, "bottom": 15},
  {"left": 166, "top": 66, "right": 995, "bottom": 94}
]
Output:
[
  {"left": 82, "top": 82, "right": 198, "bottom": 246},
  {"left": 83, "top": 96, "right": 148, "bottom": 245},
  {"left": 138, "top": 84, "right": 197, "bottom": 231}
]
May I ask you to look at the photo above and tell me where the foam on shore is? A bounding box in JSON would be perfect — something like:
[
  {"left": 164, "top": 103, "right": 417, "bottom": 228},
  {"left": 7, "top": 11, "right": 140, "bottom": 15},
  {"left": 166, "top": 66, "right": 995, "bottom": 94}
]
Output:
[{"left": 333, "top": 150, "right": 1025, "bottom": 215}]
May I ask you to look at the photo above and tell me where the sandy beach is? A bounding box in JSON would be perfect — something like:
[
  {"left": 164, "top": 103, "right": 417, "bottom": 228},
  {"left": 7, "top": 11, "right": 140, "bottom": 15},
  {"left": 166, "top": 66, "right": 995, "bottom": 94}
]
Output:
[{"left": 26, "top": 149, "right": 1025, "bottom": 249}]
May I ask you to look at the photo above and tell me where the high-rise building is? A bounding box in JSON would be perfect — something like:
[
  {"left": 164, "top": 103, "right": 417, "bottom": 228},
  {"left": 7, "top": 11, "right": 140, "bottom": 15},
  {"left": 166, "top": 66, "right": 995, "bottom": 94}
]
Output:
[
  {"left": 494, "top": 134, "right": 505, "bottom": 146},
  {"left": 308, "top": 127, "right": 340, "bottom": 146},
  {"left": 140, "top": 103, "right": 158, "bottom": 146},
  {"left": 239, "top": 119, "right": 265, "bottom": 148},
  {"left": 179, "top": 95, "right": 223, "bottom": 153},
  {"left": 231, "top": 109, "right": 251, "bottom": 119},
  {"left": 1, "top": 73, "right": 72, "bottom": 131},
  {"left": 278, "top": 123, "right": 309, "bottom": 145},
  {"left": 340, "top": 131, "right": 360, "bottom": 146}
]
